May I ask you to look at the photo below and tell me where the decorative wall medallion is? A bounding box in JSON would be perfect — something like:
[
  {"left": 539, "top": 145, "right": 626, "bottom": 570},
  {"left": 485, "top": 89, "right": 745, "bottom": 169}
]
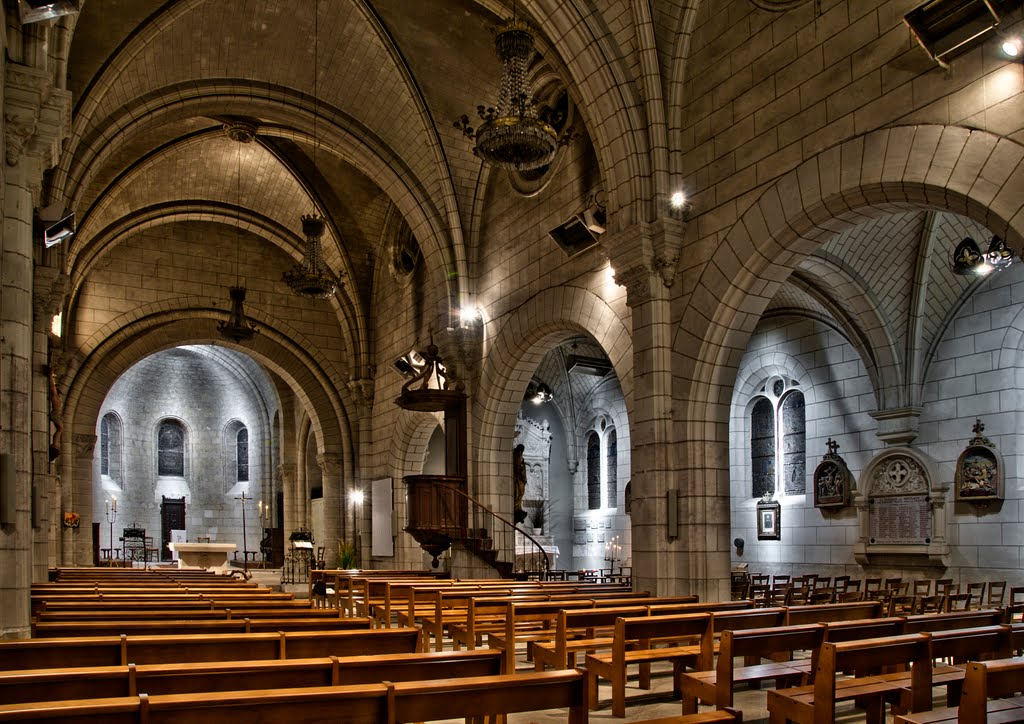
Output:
[
  {"left": 872, "top": 454, "right": 927, "bottom": 495},
  {"left": 813, "top": 437, "right": 852, "bottom": 508},
  {"left": 954, "top": 418, "right": 1003, "bottom": 502}
]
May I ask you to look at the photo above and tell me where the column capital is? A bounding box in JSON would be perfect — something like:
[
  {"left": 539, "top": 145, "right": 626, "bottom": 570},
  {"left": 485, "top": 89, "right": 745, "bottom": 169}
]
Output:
[
  {"left": 346, "top": 377, "right": 375, "bottom": 412},
  {"left": 277, "top": 463, "right": 296, "bottom": 482},
  {"left": 601, "top": 218, "right": 686, "bottom": 306},
  {"left": 316, "top": 453, "right": 344, "bottom": 475},
  {"left": 72, "top": 433, "right": 95, "bottom": 460},
  {"left": 4, "top": 61, "right": 71, "bottom": 173}
]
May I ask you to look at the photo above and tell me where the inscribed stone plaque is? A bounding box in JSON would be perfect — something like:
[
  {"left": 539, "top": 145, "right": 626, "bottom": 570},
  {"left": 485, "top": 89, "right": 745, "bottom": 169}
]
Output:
[{"left": 868, "top": 495, "right": 931, "bottom": 544}]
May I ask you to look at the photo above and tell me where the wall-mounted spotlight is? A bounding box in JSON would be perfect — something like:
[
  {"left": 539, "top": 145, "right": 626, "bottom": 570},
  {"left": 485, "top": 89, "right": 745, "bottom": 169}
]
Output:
[
  {"left": 1002, "top": 36, "right": 1022, "bottom": 58},
  {"left": 524, "top": 381, "right": 553, "bottom": 405},
  {"left": 36, "top": 204, "right": 75, "bottom": 248},
  {"left": 18, "top": 0, "right": 80, "bottom": 24},
  {"left": 951, "top": 235, "right": 1016, "bottom": 275}
]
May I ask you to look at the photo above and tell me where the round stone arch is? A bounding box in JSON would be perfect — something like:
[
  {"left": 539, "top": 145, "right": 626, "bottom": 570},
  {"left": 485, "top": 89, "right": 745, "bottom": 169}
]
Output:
[
  {"left": 386, "top": 407, "right": 445, "bottom": 568},
  {"left": 473, "top": 285, "right": 633, "bottom": 517},
  {"left": 57, "top": 306, "right": 353, "bottom": 564},
  {"left": 672, "top": 124, "right": 1024, "bottom": 596},
  {"left": 57, "top": 86, "right": 463, "bottom": 323}
]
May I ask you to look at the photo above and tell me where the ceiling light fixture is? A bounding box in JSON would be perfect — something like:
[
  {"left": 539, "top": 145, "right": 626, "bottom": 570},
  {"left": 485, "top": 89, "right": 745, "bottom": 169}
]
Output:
[
  {"left": 218, "top": 124, "right": 258, "bottom": 343},
  {"left": 1002, "top": 36, "right": 1022, "bottom": 57},
  {"left": 951, "top": 235, "right": 1016, "bottom": 275},
  {"left": 525, "top": 381, "right": 552, "bottom": 404},
  {"left": 283, "top": 0, "right": 339, "bottom": 300},
  {"left": 453, "top": 1, "right": 571, "bottom": 171}
]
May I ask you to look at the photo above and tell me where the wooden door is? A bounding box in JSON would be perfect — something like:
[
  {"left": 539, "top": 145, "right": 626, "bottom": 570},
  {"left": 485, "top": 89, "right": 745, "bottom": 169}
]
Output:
[{"left": 160, "top": 496, "right": 185, "bottom": 561}]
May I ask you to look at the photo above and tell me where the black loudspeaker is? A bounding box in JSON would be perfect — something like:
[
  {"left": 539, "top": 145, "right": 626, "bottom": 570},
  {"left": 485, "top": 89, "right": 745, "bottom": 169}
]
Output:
[{"left": 0, "top": 454, "right": 16, "bottom": 525}]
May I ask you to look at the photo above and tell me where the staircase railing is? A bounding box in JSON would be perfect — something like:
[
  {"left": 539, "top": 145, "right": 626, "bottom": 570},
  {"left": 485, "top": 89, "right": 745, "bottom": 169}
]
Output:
[{"left": 429, "top": 478, "right": 551, "bottom": 579}]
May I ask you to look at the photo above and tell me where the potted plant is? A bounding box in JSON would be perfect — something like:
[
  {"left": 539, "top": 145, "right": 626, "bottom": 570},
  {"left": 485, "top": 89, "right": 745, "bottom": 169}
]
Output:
[
  {"left": 530, "top": 499, "right": 556, "bottom": 534},
  {"left": 337, "top": 539, "right": 357, "bottom": 569}
]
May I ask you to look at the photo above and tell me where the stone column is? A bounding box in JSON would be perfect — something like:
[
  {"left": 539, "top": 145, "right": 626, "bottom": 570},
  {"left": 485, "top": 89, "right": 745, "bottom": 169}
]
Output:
[
  {"left": 317, "top": 452, "right": 345, "bottom": 568},
  {"left": 0, "top": 59, "right": 70, "bottom": 638},
  {"left": 278, "top": 462, "right": 297, "bottom": 542},
  {"left": 69, "top": 433, "right": 96, "bottom": 566},
  {"left": 346, "top": 377, "right": 374, "bottom": 565},
  {"left": 604, "top": 218, "right": 729, "bottom": 602}
]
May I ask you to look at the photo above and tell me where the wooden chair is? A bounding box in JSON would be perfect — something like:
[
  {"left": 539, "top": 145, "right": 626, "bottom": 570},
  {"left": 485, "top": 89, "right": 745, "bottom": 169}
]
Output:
[
  {"left": 966, "top": 582, "right": 986, "bottom": 609},
  {"left": 912, "top": 580, "right": 932, "bottom": 597},
  {"left": 1009, "top": 586, "right": 1024, "bottom": 622},
  {"left": 935, "top": 578, "right": 956, "bottom": 597},
  {"left": 986, "top": 581, "right": 1006, "bottom": 608},
  {"left": 918, "top": 594, "right": 946, "bottom": 614},
  {"left": 946, "top": 592, "right": 973, "bottom": 612}
]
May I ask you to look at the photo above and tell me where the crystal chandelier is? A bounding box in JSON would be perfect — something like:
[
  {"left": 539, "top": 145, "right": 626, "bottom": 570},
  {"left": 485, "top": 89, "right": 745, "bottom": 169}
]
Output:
[
  {"left": 283, "top": 0, "right": 338, "bottom": 300},
  {"left": 218, "top": 123, "right": 258, "bottom": 343},
  {"left": 283, "top": 214, "right": 337, "bottom": 299},
  {"left": 454, "top": 12, "right": 560, "bottom": 171}
]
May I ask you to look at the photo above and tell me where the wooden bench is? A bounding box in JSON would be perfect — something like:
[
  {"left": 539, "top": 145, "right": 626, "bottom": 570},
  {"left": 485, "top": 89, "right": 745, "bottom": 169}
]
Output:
[
  {"left": 631, "top": 713, "right": 743, "bottom": 724},
  {"left": 902, "top": 609, "right": 1005, "bottom": 633},
  {"left": 784, "top": 600, "right": 883, "bottom": 625},
  {"left": 30, "top": 616, "right": 374, "bottom": 638},
  {"left": 679, "top": 623, "right": 825, "bottom": 714},
  {"left": 585, "top": 612, "right": 713, "bottom": 717},
  {"left": 0, "top": 627, "right": 421, "bottom": 670},
  {"left": 893, "top": 656, "right": 1024, "bottom": 723},
  {"left": 766, "top": 632, "right": 933, "bottom": 724},
  {"left": 0, "top": 649, "right": 504, "bottom": 704},
  {"left": 0, "top": 669, "right": 588, "bottom": 723}
]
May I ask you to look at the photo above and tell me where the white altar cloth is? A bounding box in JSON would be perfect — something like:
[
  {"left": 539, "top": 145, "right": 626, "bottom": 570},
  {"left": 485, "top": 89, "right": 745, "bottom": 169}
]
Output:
[{"left": 167, "top": 542, "right": 236, "bottom": 571}]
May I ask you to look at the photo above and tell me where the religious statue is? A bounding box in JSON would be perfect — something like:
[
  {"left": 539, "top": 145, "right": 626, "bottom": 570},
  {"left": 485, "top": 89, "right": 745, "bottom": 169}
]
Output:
[
  {"left": 47, "top": 366, "right": 64, "bottom": 462},
  {"left": 513, "top": 443, "right": 527, "bottom": 523}
]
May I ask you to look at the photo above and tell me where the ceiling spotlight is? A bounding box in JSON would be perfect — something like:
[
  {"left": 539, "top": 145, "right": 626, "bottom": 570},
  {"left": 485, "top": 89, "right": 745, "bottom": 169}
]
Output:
[
  {"left": 1002, "top": 37, "right": 1022, "bottom": 58},
  {"left": 670, "top": 191, "right": 687, "bottom": 208},
  {"left": 459, "top": 305, "right": 482, "bottom": 325},
  {"left": 525, "top": 381, "right": 552, "bottom": 405},
  {"left": 952, "top": 235, "right": 1016, "bottom": 275}
]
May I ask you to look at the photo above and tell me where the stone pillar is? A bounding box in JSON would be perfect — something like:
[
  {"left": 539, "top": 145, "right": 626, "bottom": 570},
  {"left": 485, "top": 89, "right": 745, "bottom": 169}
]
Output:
[
  {"left": 346, "top": 377, "right": 374, "bottom": 565},
  {"left": 604, "top": 218, "right": 729, "bottom": 602},
  {"left": 0, "top": 59, "right": 70, "bottom": 638},
  {"left": 69, "top": 433, "right": 96, "bottom": 566},
  {"left": 317, "top": 452, "right": 344, "bottom": 568},
  {"left": 278, "top": 462, "right": 297, "bottom": 542}
]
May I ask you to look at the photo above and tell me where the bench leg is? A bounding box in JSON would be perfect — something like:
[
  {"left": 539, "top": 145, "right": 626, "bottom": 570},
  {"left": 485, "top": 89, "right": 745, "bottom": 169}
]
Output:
[
  {"left": 612, "top": 668, "right": 626, "bottom": 718},
  {"left": 639, "top": 662, "right": 652, "bottom": 690},
  {"left": 586, "top": 667, "right": 600, "bottom": 710}
]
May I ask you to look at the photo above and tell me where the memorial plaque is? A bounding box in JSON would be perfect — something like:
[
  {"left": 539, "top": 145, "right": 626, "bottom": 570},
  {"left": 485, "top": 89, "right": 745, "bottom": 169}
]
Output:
[{"left": 868, "top": 494, "right": 931, "bottom": 544}]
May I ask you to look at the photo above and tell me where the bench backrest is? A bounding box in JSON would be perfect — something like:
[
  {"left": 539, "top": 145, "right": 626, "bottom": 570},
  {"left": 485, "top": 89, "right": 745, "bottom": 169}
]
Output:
[
  {"left": 0, "top": 670, "right": 587, "bottom": 724},
  {"left": 717, "top": 623, "right": 825, "bottom": 708},
  {"left": 785, "top": 601, "right": 883, "bottom": 625},
  {"left": 902, "top": 609, "right": 1004, "bottom": 633},
  {"left": 815, "top": 633, "right": 933, "bottom": 719},
  {"left": 958, "top": 656, "right": 1024, "bottom": 723},
  {"left": 821, "top": 616, "right": 904, "bottom": 643},
  {"left": 614, "top": 612, "right": 712, "bottom": 669},
  {"left": 930, "top": 625, "right": 1014, "bottom": 663}
]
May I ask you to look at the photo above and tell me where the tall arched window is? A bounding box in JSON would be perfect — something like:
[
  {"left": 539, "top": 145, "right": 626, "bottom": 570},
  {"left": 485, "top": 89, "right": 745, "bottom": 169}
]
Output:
[
  {"left": 100, "top": 412, "right": 122, "bottom": 482},
  {"left": 157, "top": 419, "right": 185, "bottom": 477},
  {"left": 587, "top": 432, "right": 601, "bottom": 509},
  {"left": 236, "top": 427, "right": 249, "bottom": 482},
  {"left": 750, "top": 377, "right": 805, "bottom": 497},
  {"left": 606, "top": 428, "right": 617, "bottom": 508}
]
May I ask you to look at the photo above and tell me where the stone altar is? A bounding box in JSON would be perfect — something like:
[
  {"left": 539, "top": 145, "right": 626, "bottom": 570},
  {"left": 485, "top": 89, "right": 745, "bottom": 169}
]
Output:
[{"left": 167, "top": 541, "right": 237, "bottom": 571}]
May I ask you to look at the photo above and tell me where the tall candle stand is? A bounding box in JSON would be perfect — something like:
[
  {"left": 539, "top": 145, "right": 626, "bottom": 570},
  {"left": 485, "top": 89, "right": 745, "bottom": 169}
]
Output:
[
  {"left": 105, "top": 496, "right": 118, "bottom": 566},
  {"left": 258, "top": 499, "right": 269, "bottom": 568},
  {"left": 235, "top": 491, "right": 250, "bottom": 574}
]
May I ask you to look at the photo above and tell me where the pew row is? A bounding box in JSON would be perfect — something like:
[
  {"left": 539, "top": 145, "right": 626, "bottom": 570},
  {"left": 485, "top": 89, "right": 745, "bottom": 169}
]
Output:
[
  {"left": 30, "top": 616, "right": 373, "bottom": 638},
  {"left": 893, "top": 656, "right": 1024, "bottom": 724},
  {"left": 0, "top": 649, "right": 504, "bottom": 704},
  {"left": 0, "top": 670, "right": 588, "bottom": 724},
  {"left": 0, "top": 627, "right": 421, "bottom": 670}
]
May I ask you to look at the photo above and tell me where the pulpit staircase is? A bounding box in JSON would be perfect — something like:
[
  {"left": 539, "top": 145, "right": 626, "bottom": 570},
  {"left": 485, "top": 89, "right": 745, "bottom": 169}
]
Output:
[{"left": 395, "top": 339, "right": 550, "bottom": 580}]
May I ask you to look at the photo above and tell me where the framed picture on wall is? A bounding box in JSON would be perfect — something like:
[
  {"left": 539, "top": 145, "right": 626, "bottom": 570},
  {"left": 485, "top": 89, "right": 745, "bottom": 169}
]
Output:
[{"left": 757, "top": 500, "right": 780, "bottom": 540}]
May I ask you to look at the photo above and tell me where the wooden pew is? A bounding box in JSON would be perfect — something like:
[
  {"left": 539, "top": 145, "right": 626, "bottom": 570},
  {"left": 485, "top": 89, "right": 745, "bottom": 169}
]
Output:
[
  {"left": 632, "top": 714, "right": 743, "bottom": 724},
  {"left": 0, "top": 627, "right": 421, "bottom": 670},
  {"left": 784, "top": 600, "right": 883, "bottom": 625},
  {"left": 585, "top": 612, "right": 713, "bottom": 717},
  {"left": 766, "top": 633, "right": 933, "bottom": 724},
  {"left": 896, "top": 625, "right": 1015, "bottom": 710},
  {"left": 893, "top": 656, "right": 1024, "bottom": 724},
  {"left": 0, "top": 649, "right": 504, "bottom": 704},
  {"left": 32, "top": 608, "right": 344, "bottom": 626},
  {"left": 30, "top": 616, "right": 374, "bottom": 638},
  {"left": 678, "top": 623, "right": 825, "bottom": 714},
  {"left": 902, "top": 609, "right": 1005, "bottom": 633},
  {"left": 0, "top": 669, "right": 588, "bottom": 723},
  {"left": 531, "top": 600, "right": 754, "bottom": 673}
]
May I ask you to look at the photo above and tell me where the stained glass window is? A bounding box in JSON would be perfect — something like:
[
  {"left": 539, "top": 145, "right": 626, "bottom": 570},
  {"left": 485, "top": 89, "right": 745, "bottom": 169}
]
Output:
[
  {"left": 587, "top": 431, "right": 601, "bottom": 509},
  {"left": 158, "top": 420, "right": 184, "bottom": 477}
]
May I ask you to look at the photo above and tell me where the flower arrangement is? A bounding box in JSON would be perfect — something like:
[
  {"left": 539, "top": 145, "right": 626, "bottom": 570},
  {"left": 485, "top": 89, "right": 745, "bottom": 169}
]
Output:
[{"left": 62, "top": 511, "right": 80, "bottom": 529}]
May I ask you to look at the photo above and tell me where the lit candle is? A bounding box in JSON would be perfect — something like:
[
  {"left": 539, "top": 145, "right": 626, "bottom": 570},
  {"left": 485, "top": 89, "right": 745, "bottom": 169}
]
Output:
[
  {"left": 105, "top": 500, "right": 109, "bottom": 514},
  {"left": 112, "top": 496, "right": 116, "bottom": 512}
]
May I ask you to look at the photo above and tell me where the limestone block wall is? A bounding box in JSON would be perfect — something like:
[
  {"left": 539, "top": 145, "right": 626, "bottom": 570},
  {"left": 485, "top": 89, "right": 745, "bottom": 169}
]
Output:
[
  {"left": 93, "top": 347, "right": 277, "bottom": 558},
  {"left": 731, "top": 265, "right": 1024, "bottom": 588}
]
